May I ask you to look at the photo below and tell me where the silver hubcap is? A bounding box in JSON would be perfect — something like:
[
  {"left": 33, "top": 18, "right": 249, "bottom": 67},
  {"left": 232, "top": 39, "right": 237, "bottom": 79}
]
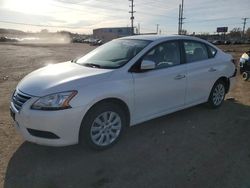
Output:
[
  {"left": 212, "top": 83, "right": 225, "bottom": 106},
  {"left": 90, "top": 111, "right": 122, "bottom": 146}
]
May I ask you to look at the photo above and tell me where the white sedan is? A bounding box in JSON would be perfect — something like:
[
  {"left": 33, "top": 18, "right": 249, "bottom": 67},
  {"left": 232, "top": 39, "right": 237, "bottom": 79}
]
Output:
[{"left": 10, "top": 35, "right": 237, "bottom": 150}]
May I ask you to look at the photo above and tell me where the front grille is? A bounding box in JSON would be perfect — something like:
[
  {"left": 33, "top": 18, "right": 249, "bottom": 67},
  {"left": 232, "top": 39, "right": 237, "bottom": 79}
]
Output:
[{"left": 12, "top": 90, "right": 31, "bottom": 111}]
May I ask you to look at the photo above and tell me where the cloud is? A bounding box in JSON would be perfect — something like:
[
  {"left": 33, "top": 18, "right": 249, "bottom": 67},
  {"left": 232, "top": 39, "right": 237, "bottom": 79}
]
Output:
[{"left": 0, "top": 8, "right": 66, "bottom": 25}]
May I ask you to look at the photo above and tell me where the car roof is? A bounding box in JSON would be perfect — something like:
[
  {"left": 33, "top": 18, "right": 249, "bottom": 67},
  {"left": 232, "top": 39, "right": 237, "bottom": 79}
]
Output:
[
  {"left": 120, "top": 34, "right": 219, "bottom": 50},
  {"left": 120, "top": 34, "right": 205, "bottom": 42}
]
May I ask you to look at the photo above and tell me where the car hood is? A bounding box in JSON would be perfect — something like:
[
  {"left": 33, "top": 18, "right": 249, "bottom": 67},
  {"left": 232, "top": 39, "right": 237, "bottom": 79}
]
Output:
[{"left": 17, "top": 61, "right": 113, "bottom": 96}]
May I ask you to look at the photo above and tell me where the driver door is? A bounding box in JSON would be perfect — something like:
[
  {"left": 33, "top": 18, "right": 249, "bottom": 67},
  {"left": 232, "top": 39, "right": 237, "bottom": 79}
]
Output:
[{"left": 132, "top": 41, "right": 187, "bottom": 121}]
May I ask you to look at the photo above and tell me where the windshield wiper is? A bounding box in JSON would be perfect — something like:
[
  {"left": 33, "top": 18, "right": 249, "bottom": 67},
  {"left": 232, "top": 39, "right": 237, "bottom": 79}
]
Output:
[
  {"left": 84, "top": 63, "right": 102, "bottom": 68},
  {"left": 71, "top": 58, "right": 78, "bottom": 63}
]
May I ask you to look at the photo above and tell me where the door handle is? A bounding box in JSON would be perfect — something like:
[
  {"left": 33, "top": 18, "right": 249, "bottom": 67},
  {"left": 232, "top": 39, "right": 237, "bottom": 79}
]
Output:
[
  {"left": 174, "top": 74, "right": 186, "bottom": 80},
  {"left": 208, "top": 67, "right": 217, "bottom": 72}
]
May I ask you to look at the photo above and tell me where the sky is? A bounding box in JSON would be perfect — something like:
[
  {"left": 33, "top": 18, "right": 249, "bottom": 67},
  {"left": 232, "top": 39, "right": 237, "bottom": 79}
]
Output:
[{"left": 0, "top": 0, "right": 249, "bottom": 34}]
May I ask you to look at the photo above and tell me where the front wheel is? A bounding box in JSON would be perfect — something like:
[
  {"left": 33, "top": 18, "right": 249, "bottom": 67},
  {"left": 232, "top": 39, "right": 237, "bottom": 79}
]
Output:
[
  {"left": 79, "top": 102, "right": 126, "bottom": 150},
  {"left": 208, "top": 80, "right": 226, "bottom": 108}
]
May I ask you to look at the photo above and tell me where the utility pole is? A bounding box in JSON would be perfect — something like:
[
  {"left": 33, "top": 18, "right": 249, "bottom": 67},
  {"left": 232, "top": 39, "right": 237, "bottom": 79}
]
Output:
[
  {"left": 242, "top": 18, "right": 249, "bottom": 37},
  {"left": 178, "top": 4, "right": 181, "bottom": 34},
  {"left": 178, "top": 0, "right": 185, "bottom": 35},
  {"left": 129, "top": 0, "right": 135, "bottom": 35},
  {"left": 156, "top": 24, "right": 159, "bottom": 34},
  {"left": 138, "top": 23, "right": 140, "bottom": 34}
]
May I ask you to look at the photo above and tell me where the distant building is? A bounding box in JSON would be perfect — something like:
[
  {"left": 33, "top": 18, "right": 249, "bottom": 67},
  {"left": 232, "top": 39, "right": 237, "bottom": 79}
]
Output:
[{"left": 93, "top": 27, "right": 133, "bottom": 42}]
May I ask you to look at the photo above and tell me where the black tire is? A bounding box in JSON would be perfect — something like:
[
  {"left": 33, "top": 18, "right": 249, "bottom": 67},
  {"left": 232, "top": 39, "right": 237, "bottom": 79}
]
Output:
[
  {"left": 208, "top": 80, "right": 226, "bottom": 109},
  {"left": 79, "top": 102, "right": 127, "bottom": 150},
  {"left": 242, "top": 72, "right": 249, "bottom": 81}
]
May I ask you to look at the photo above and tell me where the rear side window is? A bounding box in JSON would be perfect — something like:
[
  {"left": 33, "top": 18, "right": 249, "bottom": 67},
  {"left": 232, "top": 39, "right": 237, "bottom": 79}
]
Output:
[
  {"left": 184, "top": 41, "right": 208, "bottom": 63},
  {"left": 207, "top": 45, "right": 217, "bottom": 58}
]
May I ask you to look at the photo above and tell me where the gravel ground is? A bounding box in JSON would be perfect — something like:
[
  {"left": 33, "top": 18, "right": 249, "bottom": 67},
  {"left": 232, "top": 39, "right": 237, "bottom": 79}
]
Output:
[{"left": 0, "top": 43, "right": 250, "bottom": 188}]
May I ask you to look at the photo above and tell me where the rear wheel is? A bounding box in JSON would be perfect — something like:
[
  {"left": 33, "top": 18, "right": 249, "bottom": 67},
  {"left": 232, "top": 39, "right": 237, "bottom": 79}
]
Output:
[
  {"left": 242, "top": 72, "right": 249, "bottom": 81},
  {"left": 208, "top": 80, "right": 226, "bottom": 108},
  {"left": 79, "top": 102, "right": 126, "bottom": 150}
]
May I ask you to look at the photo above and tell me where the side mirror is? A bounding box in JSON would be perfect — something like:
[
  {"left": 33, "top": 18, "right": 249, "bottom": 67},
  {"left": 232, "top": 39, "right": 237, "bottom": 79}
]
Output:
[{"left": 140, "top": 60, "right": 156, "bottom": 70}]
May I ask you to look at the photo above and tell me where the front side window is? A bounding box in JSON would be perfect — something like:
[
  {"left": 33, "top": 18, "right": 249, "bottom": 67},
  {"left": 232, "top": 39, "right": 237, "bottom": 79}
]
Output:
[
  {"left": 143, "top": 41, "right": 181, "bottom": 69},
  {"left": 76, "top": 39, "right": 151, "bottom": 69},
  {"left": 184, "top": 41, "right": 208, "bottom": 63}
]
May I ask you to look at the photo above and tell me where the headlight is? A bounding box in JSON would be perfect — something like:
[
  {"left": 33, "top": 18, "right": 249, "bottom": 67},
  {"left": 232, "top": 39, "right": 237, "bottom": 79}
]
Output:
[{"left": 31, "top": 91, "right": 77, "bottom": 110}]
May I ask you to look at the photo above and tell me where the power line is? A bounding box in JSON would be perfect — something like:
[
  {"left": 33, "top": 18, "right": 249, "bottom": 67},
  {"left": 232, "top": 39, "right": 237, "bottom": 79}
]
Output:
[
  {"left": 0, "top": 20, "right": 80, "bottom": 29},
  {"left": 49, "top": 2, "right": 125, "bottom": 20},
  {"left": 52, "top": 0, "right": 177, "bottom": 19},
  {"left": 50, "top": 2, "right": 125, "bottom": 15},
  {"left": 50, "top": 1, "right": 176, "bottom": 20},
  {"left": 187, "top": 17, "right": 241, "bottom": 23},
  {"left": 137, "top": 11, "right": 176, "bottom": 19},
  {"left": 138, "top": 0, "right": 172, "bottom": 6},
  {"left": 136, "top": 0, "right": 177, "bottom": 10},
  {"left": 185, "top": 4, "right": 250, "bottom": 13},
  {"left": 56, "top": 0, "right": 177, "bottom": 17}
]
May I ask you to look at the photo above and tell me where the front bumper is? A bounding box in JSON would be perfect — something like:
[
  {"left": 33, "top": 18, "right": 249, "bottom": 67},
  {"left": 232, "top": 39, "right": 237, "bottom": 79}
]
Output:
[{"left": 10, "top": 98, "right": 86, "bottom": 146}]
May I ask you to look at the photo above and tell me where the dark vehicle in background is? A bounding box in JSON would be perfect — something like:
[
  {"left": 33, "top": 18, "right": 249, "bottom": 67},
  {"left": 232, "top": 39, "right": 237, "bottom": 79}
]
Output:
[
  {"left": 239, "top": 50, "right": 250, "bottom": 81},
  {"left": 85, "top": 38, "right": 100, "bottom": 45},
  {"left": 210, "top": 39, "right": 246, "bottom": 45},
  {"left": 72, "top": 37, "right": 85, "bottom": 43},
  {"left": 224, "top": 40, "right": 231, "bottom": 45},
  {"left": 89, "top": 39, "right": 103, "bottom": 46},
  {"left": 97, "top": 39, "right": 103, "bottom": 45},
  {"left": 72, "top": 37, "right": 103, "bottom": 45},
  {"left": 212, "top": 40, "right": 223, "bottom": 45},
  {"left": 0, "top": 36, "right": 18, "bottom": 42},
  {"left": 244, "top": 39, "right": 250, "bottom": 44},
  {"left": 231, "top": 40, "right": 242, "bottom": 45}
]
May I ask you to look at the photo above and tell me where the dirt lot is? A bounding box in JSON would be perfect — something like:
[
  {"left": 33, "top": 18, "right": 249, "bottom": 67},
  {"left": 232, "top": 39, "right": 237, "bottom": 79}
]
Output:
[{"left": 0, "top": 43, "right": 250, "bottom": 188}]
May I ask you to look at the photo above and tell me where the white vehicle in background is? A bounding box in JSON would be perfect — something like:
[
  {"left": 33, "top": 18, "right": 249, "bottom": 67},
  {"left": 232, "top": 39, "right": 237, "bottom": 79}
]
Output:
[
  {"left": 239, "top": 50, "right": 250, "bottom": 81},
  {"left": 10, "top": 35, "right": 237, "bottom": 150}
]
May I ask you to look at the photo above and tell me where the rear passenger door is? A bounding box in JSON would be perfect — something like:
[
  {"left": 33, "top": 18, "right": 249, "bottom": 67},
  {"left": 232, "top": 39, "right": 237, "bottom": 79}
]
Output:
[{"left": 183, "top": 40, "right": 219, "bottom": 105}]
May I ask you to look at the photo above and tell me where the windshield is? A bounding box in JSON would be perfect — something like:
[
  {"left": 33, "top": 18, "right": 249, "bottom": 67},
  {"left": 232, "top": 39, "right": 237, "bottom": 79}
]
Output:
[{"left": 75, "top": 39, "right": 151, "bottom": 69}]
